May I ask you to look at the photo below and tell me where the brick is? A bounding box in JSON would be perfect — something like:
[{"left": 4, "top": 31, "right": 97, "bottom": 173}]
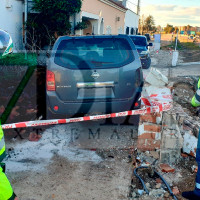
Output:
[
  {"left": 144, "top": 124, "right": 161, "bottom": 132},
  {"left": 172, "top": 186, "right": 180, "bottom": 195},
  {"left": 138, "top": 133, "right": 156, "bottom": 139},
  {"left": 181, "top": 153, "right": 189, "bottom": 158},
  {"left": 190, "top": 151, "right": 195, "bottom": 157},
  {"left": 160, "top": 163, "right": 175, "bottom": 173},
  {"left": 29, "top": 132, "right": 42, "bottom": 142},
  {"left": 140, "top": 115, "right": 157, "bottom": 123},
  {"left": 156, "top": 178, "right": 162, "bottom": 183}
]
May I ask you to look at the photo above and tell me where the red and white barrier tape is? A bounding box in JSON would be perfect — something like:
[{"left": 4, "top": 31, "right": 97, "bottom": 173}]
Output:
[{"left": 1, "top": 102, "right": 172, "bottom": 130}]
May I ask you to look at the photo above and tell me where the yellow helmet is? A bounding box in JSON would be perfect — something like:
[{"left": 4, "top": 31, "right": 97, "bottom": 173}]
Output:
[{"left": 0, "top": 29, "right": 13, "bottom": 57}]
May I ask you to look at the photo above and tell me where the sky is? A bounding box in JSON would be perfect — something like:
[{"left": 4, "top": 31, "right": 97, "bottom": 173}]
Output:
[{"left": 129, "top": 0, "right": 200, "bottom": 27}]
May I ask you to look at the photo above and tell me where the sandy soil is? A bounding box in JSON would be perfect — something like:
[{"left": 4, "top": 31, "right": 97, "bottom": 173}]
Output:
[{"left": 9, "top": 156, "right": 132, "bottom": 200}]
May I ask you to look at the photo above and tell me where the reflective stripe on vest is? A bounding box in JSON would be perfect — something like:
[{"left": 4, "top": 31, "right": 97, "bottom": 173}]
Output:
[
  {"left": 0, "top": 136, "right": 5, "bottom": 149},
  {"left": 191, "top": 96, "right": 200, "bottom": 107},
  {"left": 0, "top": 125, "right": 6, "bottom": 162},
  {"left": 198, "top": 78, "right": 200, "bottom": 89},
  {"left": 195, "top": 89, "right": 200, "bottom": 102}
]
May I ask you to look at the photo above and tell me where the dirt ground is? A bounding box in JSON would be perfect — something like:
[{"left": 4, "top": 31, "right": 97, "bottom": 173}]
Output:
[
  {"left": 5, "top": 120, "right": 138, "bottom": 200},
  {"left": 9, "top": 155, "right": 132, "bottom": 200}
]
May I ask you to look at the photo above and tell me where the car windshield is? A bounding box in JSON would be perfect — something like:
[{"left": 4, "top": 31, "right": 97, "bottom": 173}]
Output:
[
  {"left": 54, "top": 38, "right": 134, "bottom": 69},
  {"left": 130, "top": 36, "right": 147, "bottom": 47}
]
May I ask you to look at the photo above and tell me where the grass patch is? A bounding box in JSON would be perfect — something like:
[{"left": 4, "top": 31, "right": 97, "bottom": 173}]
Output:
[
  {"left": 0, "top": 53, "right": 37, "bottom": 67},
  {"left": 179, "top": 42, "right": 200, "bottom": 50},
  {"left": 161, "top": 40, "right": 200, "bottom": 50}
]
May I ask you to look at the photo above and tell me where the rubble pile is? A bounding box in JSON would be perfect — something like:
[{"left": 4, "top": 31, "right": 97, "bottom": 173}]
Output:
[
  {"left": 172, "top": 77, "right": 200, "bottom": 157},
  {"left": 128, "top": 151, "right": 181, "bottom": 200},
  {"left": 130, "top": 74, "right": 199, "bottom": 199}
]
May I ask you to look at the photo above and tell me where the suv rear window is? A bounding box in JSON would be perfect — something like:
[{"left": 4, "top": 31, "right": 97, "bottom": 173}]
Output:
[
  {"left": 130, "top": 36, "right": 147, "bottom": 46},
  {"left": 54, "top": 38, "right": 134, "bottom": 69}
]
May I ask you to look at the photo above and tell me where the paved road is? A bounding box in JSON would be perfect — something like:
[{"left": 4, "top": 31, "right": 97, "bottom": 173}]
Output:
[{"left": 143, "top": 64, "right": 200, "bottom": 79}]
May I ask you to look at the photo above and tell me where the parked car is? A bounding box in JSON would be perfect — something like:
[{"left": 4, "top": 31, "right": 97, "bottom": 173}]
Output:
[
  {"left": 129, "top": 35, "right": 152, "bottom": 69},
  {"left": 144, "top": 33, "right": 151, "bottom": 41},
  {"left": 46, "top": 35, "right": 143, "bottom": 118}
]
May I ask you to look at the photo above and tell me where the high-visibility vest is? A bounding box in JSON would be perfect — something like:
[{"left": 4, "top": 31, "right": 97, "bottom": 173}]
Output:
[
  {"left": 191, "top": 78, "right": 200, "bottom": 107},
  {"left": 0, "top": 125, "right": 6, "bottom": 163},
  {"left": 0, "top": 167, "right": 15, "bottom": 200}
]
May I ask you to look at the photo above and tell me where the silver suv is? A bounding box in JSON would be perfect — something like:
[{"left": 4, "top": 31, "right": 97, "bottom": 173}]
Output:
[{"left": 46, "top": 35, "right": 143, "bottom": 118}]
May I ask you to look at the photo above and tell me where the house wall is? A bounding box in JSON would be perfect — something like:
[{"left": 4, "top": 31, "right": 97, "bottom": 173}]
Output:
[
  {"left": 81, "top": 0, "right": 126, "bottom": 35},
  {"left": 0, "top": 0, "right": 24, "bottom": 50},
  {"left": 124, "top": 10, "right": 139, "bottom": 35}
]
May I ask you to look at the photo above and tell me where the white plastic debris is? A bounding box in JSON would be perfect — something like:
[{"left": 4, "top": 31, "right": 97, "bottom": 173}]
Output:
[
  {"left": 183, "top": 132, "right": 198, "bottom": 156},
  {"left": 145, "top": 67, "right": 168, "bottom": 86},
  {"left": 137, "top": 189, "right": 144, "bottom": 195}
]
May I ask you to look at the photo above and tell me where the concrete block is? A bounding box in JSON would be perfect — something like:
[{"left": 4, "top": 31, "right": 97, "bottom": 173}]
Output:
[{"left": 160, "top": 149, "right": 181, "bottom": 164}]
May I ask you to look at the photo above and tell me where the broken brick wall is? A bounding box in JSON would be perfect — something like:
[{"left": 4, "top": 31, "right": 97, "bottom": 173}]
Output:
[
  {"left": 137, "top": 80, "right": 184, "bottom": 163},
  {"left": 137, "top": 112, "right": 162, "bottom": 152}
]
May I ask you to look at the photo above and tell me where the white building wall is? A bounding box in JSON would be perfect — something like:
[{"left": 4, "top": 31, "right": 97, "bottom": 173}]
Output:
[
  {"left": 0, "top": 0, "right": 24, "bottom": 50},
  {"left": 124, "top": 10, "right": 139, "bottom": 35}
]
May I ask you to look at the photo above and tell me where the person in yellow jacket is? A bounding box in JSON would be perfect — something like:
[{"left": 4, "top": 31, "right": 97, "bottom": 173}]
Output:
[
  {"left": 191, "top": 78, "right": 200, "bottom": 107},
  {"left": 0, "top": 29, "right": 18, "bottom": 200},
  {"left": 0, "top": 125, "right": 17, "bottom": 200}
]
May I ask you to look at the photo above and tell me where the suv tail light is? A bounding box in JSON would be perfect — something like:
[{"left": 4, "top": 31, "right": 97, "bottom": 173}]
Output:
[{"left": 46, "top": 70, "right": 55, "bottom": 91}]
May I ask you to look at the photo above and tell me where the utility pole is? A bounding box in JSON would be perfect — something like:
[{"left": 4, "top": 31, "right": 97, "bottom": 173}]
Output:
[{"left": 137, "top": 0, "right": 140, "bottom": 15}]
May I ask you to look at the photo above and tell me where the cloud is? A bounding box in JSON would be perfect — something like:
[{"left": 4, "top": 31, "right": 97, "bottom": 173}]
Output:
[{"left": 141, "top": 5, "right": 200, "bottom": 26}]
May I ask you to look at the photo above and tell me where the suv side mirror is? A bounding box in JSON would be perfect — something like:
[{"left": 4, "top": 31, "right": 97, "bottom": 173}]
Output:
[{"left": 148, "top": 43, "right": 153, "bottom": 47}]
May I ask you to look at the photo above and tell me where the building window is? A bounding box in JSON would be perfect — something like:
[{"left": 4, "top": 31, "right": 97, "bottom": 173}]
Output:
[
  {"left": 126, "top": 27, "right": 129, "bottom": 35},
  {"left": 131, "top": 28, "right": 135, "bottom": 35}
]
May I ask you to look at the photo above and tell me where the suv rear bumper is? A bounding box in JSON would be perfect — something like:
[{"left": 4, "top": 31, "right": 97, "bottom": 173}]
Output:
[{"left": 46, "top": 92, "right": 141, "bottom": 118}]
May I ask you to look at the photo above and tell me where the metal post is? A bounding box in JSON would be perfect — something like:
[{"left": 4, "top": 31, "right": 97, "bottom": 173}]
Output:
[
  {"left": 137, "top": 0, "right": 140, "bottom": 15},
  {"left": 175, "top": 31, "right": 178, "bottom": 51}
]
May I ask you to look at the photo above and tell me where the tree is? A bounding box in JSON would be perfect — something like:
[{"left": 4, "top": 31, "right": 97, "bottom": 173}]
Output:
[
  {"left": 164, "top": 24, "right": 175, "bottom": 33},
  {"left": 26, "top": 0, "right": 82, "bottom": 48},
  {"left": 174, "top": 26, "right": 179, "bottom": 33},
  {"left": 138, "top": 14, "right": 145, "bottom": 34},
  {"left": 183, "top": 26, "right": 187, "bottom": 31},
  {"left": 143, "top": 15, "right": 155, "bottom": 32},
  {"left": 156, "top": 25, "right": 162, "bottom": 32},
  {"left": 187, "top": 25, "right": 191, "bottom": 31}
]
